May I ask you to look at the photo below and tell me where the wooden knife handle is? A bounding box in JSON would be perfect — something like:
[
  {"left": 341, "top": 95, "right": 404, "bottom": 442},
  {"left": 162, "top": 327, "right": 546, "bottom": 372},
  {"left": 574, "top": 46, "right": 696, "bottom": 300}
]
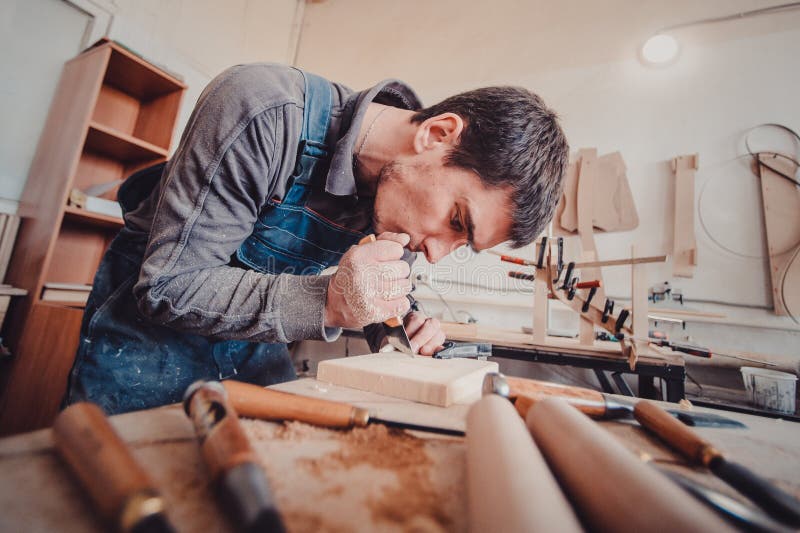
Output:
[
  {"left": 223, "top": 380, "right": 368, "bottom": 429},
  {"left": 52, "top": 403, "right": 166, "bottom": 530},
  {"left": 514, "top": 391, "right": 607, "bottom": 419},
  {"left": 633, "top": 400, "right": 721, "bottom": 467},
  {"left": 506, "top": 376, "right": 608, "bottom": 417}
]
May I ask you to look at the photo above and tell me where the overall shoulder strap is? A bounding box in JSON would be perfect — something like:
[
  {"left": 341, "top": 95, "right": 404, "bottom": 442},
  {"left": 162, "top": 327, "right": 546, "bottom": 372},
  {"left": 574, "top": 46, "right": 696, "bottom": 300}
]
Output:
[{"left": 294, "top": 70, "right": 333, "bottom": 185}]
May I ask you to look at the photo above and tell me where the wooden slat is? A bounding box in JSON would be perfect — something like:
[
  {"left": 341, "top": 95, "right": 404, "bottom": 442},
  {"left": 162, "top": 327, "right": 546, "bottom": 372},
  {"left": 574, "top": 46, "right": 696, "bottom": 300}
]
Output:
[
  {"left": 0, "top": 303, "right": 85, "bottom": 435},
  {"left": 758, "top": 153, "right": 800, "bottom": 316},
  {"left": 672, "top": 154, "right": 698, "bottom": 278}
]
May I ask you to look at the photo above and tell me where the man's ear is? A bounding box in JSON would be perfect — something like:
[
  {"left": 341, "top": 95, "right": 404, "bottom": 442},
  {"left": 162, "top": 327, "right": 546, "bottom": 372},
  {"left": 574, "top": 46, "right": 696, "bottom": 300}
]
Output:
[{"left": 412, "top": 113, "right": 464, "bottom": 154}]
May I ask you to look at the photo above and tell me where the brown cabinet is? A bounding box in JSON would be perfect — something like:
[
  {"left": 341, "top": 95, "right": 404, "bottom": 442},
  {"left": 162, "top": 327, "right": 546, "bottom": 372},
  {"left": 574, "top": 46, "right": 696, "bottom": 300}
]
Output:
[{"left": 0, "top": 39, "right": 186, "bottom": 435}]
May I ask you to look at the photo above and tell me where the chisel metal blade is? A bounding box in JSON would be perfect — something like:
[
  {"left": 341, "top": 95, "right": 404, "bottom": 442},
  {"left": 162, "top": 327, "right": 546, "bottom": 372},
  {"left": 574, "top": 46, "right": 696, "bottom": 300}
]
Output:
[
  {"left": 384, "top": 316, "right": 414, "bottom": 354},
  {"left": 370, "top": 417, "right": 465, "bottom": 437}
]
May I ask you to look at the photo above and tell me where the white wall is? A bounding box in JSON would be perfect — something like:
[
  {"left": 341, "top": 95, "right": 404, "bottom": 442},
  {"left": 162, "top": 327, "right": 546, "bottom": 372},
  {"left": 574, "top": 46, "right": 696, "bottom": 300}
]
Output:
[
  {"left": 0, "top": 0, "right": 92, "bottom": 213},
  {"left": 296, "top": 0, "right": 800, "bottom": 357},
  {"left": 0, "top": 0, "right": 302, "bottom": 212}
]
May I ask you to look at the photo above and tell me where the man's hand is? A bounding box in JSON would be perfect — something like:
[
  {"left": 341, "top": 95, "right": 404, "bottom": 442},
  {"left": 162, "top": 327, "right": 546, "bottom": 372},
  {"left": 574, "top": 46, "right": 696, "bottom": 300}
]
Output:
[
  {"left": 324, "top": 232, "right": 413, "bottom": 328},
  {"left": 404, "top": 312, "right": 446, "bottom": 356}
]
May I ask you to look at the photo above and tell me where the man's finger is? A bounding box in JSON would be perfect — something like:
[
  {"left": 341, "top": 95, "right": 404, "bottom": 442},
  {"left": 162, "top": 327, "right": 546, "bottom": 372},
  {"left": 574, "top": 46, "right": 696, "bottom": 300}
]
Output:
[
  {"left": 375, "top": 294, "right": 412, "bottom": 318},
  {"left": 378, "top": 279, "right": 412, "bottom": 300},
  {"left": 409, "top": 317, "right": 441, "bottom": 354},
  {"left": 419, "top": 330, "right": 446, "bottom": 356},
  {"left": 363, "top": 240, "right": 406, "bottom": 262},
  {"left": 377, "top": 260, "right": 410, "bottom": 281},
  {"left": 376, "top": 232, "right": 411, "bottom": 247},
  {"left": 403, "top": 312, "right": 427, "bottom": 337}
]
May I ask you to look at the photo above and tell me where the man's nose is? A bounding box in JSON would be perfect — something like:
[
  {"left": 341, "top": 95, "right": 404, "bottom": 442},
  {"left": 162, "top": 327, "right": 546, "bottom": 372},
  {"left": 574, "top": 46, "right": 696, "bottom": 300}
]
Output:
[{"left": 422, "top": 237, "right": 455, "bottom": 264}]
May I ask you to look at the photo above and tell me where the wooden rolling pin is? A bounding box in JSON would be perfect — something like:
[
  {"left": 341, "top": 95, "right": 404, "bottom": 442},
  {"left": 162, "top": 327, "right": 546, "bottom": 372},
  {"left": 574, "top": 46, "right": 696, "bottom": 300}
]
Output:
[
  {"left": 52, "top": 402, "right": 176, "bottom": 533},
  {"left": 525, "top": 398, "right": 733, "bottom": 532},
  {"left": 466, "top": 395, "right": 583, "bottom": 533}
]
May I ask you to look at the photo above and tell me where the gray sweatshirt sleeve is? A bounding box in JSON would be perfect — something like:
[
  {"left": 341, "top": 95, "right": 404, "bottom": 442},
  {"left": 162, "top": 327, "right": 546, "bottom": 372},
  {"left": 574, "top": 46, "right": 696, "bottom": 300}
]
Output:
[{"left": 131, "top": 66, "right": 340, "bottom": 344}]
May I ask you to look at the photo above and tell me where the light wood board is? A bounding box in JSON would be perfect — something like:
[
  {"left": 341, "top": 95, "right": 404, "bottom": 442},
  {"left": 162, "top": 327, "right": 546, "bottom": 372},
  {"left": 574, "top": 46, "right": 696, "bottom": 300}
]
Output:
[
  {"left": 758, "top": 153, "right": 800, "bottom": 316},
  {"left": 316, "top": 352, "right": 498, "bottom": 407},
  {"left": 555, "top": 150, "right": 638, "bottom": 235},
  {"left": 672, "top": 154, "right": 698, "bottom": 278}
]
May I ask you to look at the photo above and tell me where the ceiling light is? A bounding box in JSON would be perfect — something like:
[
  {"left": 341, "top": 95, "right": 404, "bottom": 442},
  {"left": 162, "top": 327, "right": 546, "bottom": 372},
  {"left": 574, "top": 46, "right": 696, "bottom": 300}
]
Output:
[{"left": 640, "top": 34, "right": 680, "bottom": 66}]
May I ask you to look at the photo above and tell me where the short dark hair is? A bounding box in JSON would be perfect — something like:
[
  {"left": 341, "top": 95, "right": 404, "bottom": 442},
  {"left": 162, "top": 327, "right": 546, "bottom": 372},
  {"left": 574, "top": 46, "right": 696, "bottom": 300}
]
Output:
[{"left": 411, "top": 87, "right": 568, "bottom": 248}]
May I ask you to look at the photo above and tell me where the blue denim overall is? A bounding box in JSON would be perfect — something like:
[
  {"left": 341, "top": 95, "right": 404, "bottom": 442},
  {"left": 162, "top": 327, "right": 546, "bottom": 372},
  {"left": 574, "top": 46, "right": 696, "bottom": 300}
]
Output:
[{"left": 64, "top": 72, "right": 367, "bottom": 415}]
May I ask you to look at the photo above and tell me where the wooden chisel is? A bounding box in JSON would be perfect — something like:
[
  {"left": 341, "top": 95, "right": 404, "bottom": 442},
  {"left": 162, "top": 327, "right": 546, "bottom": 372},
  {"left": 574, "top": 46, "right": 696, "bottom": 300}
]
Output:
[
  {"left": 52, "top": 403, "right": 177, "bottom": 533},
  {"left": 223, "top": 380, "right": 465, "bottom": 436},
  {"left": 184, "top": 381, "right": 286, "bottom": 533},
  {"left": 485, "top": 372, "right": 745, "bottom": 428},
  {"left": 634, "top": 400, "right": 800, "bottom": 528}
]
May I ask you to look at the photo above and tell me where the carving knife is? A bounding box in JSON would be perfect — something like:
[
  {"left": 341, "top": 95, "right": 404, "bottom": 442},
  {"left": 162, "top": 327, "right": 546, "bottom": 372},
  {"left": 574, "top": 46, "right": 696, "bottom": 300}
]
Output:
[
  {"left": 485, "top": 372, "right": 746, "bottom": 429},
  {"left": 223, "top": 380, "right": 464, "bottom": 436},
  {"left": 634, "top": 400, "right": 800, "bottom": 527}
]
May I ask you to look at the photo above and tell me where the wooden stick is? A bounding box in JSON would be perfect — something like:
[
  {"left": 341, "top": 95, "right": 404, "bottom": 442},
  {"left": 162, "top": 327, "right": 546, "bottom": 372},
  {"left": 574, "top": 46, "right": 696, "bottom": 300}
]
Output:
[
  {"left": 466, "top": 395, "right": 582, "bottom": 533},
  {"left": 573, "top": 255, "right": 667, "bottom": 269},
  {"left": 525, "top": 399, "right": 733, "bottom": 532}
]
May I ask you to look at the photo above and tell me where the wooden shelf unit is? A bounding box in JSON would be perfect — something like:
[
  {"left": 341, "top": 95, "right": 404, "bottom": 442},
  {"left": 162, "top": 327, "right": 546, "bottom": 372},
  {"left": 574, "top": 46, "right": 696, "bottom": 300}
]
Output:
[{"left": 0, "top": 40, "right": 186, "bottom": 435}]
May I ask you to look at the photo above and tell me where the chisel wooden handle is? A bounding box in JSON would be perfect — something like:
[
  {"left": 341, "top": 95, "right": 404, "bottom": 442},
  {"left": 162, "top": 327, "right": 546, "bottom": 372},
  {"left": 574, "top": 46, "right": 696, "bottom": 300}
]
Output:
[
  {"left": 526, "top": 398, "right": 732, "bottom": 532},
  {"left": 633, "top": 400, "right": 721, "bottom": 466},
  {"left": 505, "top": 376, "right": 609, "bottom": 418},
  {"left": 52, "top": 402, "right": 174, "bottom": 533},
  {"left": 223, "top": 380, "right": 369, "bottom": 428},
  {"left": 185, "top": 382, "right": 286, "bottom": 533}
]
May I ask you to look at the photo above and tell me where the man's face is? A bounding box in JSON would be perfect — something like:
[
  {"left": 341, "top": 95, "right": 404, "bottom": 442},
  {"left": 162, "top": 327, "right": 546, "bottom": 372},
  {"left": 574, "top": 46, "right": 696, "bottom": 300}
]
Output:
[{"left": 372, "top": 158, "right": 514, "bottom": 263}]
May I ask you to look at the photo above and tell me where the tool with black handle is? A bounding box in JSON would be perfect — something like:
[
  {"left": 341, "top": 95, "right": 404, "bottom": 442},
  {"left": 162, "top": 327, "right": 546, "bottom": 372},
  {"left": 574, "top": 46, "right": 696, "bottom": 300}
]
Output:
[
  {"left": 639, "top": 338, "right": 778, "bottom": 367},
  {"left": 634, "top": 400, "right": 800, "bottom": 527},
  {"left": 184, "top": 381, "right": 286, "bottom": 533},
  {"left": 52, "top": 403, "right": 177, "bottom": 533},
  {"left": 484, "top": 372, "right": 745, "bottom": 428}
]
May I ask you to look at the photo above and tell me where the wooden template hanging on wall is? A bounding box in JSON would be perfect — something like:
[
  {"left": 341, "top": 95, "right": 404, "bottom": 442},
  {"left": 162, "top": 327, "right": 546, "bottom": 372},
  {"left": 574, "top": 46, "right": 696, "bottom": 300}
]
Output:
[
  {"left": 671, "top": 154, "right": 698, "bottom": 278},
  {"left": 758, "top": 153, "right": 800, "bottom": 317},
  {"left": 555, "top": 150, "right": 639, "bottom": 235}
]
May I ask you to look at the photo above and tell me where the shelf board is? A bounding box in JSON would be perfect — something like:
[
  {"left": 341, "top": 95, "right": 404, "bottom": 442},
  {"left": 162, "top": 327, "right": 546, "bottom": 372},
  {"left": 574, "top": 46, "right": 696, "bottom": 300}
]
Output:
[
  {"left": 37, "top": 299, "right": 87, "bottom": 309},
  {"left": 64, "top": 205, "right": 124, "bottom": 229},
  {"left": 105, "top": 43, "right": 186, "bottom": 99},
  {"left": 85, "top": 121, "right": 168, "bottom": 162}
]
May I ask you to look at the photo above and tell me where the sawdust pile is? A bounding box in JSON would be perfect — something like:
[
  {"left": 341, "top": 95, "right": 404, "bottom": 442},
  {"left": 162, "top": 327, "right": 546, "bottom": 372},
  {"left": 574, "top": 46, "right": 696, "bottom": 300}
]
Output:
[{"left": 286, "top": 422, "right": 453, "bottom": 530}]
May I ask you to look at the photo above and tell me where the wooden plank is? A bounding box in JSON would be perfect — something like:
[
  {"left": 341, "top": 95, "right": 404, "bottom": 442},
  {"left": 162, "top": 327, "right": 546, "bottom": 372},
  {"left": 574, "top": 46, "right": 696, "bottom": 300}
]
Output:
[
  {"left": 630, "top": 245, "right": 649, "bottom": 369},
  {"left": 574, "top": 255, "right": 666, "bottom": 269},
  {"left": 316, "top": 352, "right": 499, "bottom": 407},
  {"left": 672, "top": 154, "right": 698, "bottom": 278},
  {"left": 758, "top": 153, "right": 800, "bottom": 316},
  {"left": 555, "top": 150, "right": 638, "bottom": 235},
  {"left": 592, "top": 151, "right": 639, "bottom": 232},
  {"left": 0, "top": 303, "right": 85, "bottom": 435},
  {"left": 575, "top": 149, "right": 606, "bottom": 304},
  {"left": 555, "top": 158, "right": 579, "bottom": 235},
  {"left": 532, "top": 240, "right": 548, "bottom": 343}
]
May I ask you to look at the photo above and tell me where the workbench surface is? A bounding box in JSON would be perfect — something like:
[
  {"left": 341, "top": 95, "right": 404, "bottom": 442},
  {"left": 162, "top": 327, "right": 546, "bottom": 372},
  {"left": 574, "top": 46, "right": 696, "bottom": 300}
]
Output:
[{"left": 1, "top": 378, "right": 798, "bottom": 532}]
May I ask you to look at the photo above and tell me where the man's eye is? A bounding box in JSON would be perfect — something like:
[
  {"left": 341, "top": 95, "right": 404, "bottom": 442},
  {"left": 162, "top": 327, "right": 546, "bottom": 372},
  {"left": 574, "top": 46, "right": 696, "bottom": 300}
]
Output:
[{"left": 451, "top": 214, "right": 464, "bottom": 232}]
